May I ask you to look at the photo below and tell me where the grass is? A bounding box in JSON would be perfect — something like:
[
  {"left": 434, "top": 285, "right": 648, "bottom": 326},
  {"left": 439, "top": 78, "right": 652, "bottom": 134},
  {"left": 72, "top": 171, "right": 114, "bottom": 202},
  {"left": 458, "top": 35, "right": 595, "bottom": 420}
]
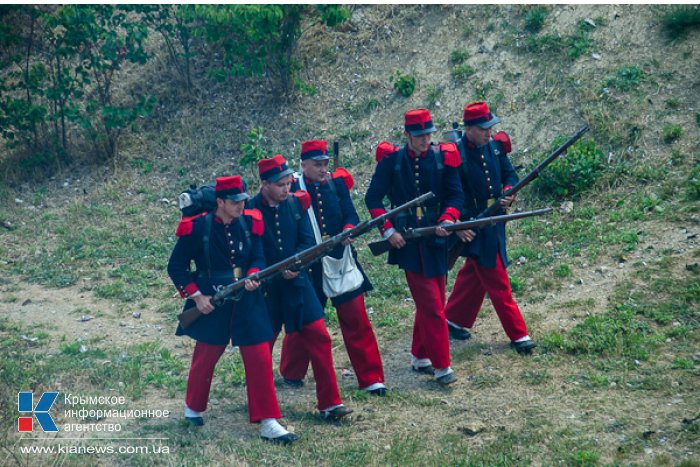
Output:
[
  {"left": 523, "top": 5, "right": 549, "bottom": 33},
  {"left": 663, "top": 125, "right": 683, "bottom": 143},
  {"left": 604, "top": 65, "right": 645, "bottom": 92},
  {"left": 450, "top": 63, "right": 475, "bottom": 81},
  {"left": 662, "top": 5, "right": 700, "bottom": 39}
]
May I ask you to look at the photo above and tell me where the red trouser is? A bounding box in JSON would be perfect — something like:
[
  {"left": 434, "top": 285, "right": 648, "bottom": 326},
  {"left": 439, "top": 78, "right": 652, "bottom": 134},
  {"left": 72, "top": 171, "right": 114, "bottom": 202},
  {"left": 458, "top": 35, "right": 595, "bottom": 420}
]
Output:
[
  {"left": 270, "top": 318, "right": 342, "bottom": 410},
  {"left": 405, "top": 270, "right": 451, "bottom": 369},
  {"left": 444, "top": 255, "right": 528, "bottom": 341},
  {"left": 280, "top": 294, "right": 384, "bottom": 389},
  {"left": 186, "top": 341, "right": 281, "bottom": 423}
]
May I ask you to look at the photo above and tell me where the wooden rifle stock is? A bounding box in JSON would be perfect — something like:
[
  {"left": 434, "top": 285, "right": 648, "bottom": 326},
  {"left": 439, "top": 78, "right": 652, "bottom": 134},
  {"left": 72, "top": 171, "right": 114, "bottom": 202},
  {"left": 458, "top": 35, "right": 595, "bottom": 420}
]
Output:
[
  {"left": 368, "top": 208, "right": 552, "bottom": 256},
  {"left": 177, "top": 191, "right": 435, "bottom": 328}
]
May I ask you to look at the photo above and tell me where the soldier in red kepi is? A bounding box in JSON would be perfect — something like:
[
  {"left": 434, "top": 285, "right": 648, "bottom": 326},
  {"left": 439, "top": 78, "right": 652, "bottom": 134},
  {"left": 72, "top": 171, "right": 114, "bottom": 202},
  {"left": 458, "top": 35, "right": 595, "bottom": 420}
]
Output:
[
  {"left": 247, "top": 155, "right": 353, "bottom": 420},
  {"left": 167, "top": 175, "right": 298, "bottom": 444},
  {"left": 364, "top": 109, "right": 464, "bottom": 385},
  {"left": 280, "top": 140, "right": 387, "bottom": 396},
  {"left": 444, "top": 101, "right": 536, "bottom": 355}
]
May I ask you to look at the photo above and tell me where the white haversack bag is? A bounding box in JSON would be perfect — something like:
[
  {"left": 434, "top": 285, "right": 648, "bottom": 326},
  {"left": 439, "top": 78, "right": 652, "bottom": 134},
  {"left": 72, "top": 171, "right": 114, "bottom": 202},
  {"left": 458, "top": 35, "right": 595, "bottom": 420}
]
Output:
[{"left": 322, "top": 244, "right": 363, "bottom": 298}]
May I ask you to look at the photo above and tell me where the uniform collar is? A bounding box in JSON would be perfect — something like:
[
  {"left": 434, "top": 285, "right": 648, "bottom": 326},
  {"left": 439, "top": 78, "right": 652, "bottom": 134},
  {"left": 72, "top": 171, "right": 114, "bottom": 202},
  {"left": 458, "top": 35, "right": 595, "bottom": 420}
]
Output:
[
  {"left": 406, "top": 146, "right": 428, "bottom": 158},
  {"left": 304, "top": 176, "right": 325, "bottom": 187}
]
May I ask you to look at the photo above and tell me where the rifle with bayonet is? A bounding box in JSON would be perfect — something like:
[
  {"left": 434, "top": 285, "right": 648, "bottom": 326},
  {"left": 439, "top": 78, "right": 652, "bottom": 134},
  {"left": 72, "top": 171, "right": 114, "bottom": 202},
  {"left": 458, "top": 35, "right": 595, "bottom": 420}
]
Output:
[
  {"left": 445, "top": 125, "right": 589, "bottom": 269},
  {"left": 177, "top": 191, "right": 436, "bottom": 329},
  {"left": 367, "top": 208, "right": 552, "bottom": 256}
]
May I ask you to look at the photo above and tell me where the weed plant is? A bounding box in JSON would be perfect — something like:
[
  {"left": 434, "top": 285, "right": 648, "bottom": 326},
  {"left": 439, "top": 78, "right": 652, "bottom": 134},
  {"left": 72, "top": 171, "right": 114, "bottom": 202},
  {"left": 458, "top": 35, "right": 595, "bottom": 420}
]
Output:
[{"left": 390, "top": 70, "right": 417, "bottom": 97}]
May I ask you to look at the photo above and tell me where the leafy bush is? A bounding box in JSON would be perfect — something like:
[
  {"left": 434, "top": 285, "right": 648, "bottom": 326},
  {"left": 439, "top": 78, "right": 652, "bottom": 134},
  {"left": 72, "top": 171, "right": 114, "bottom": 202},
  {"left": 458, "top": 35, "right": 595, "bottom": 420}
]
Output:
[
  {"left": 239, "top": 128, "right": 271, "bottom": 179},
  {"left": 391, "top": 70, "right": 417, "bottom": 97},
  {"left": 662, "top": 6, "right": 700, "bottom": 39},
  {"left": 605, "top": 65, "right": 644, "bottom": 91},
  {"left": 523, "top": 6, "right": 549, "bottom": 33},
  {"left": 531, "top": 137, "right": 606, "bottom": 199}
]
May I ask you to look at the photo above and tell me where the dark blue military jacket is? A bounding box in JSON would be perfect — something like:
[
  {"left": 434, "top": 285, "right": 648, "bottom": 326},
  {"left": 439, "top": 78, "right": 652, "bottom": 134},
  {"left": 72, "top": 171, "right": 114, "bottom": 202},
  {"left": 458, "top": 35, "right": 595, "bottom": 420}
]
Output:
[
  {"left": 364, "top": 143, "right": 463, "bottom": 278},
  {"left": 167, "top": 211, "right": 272, "bottom": 346},
  {"left": 291, "top": 171, "right": 374, "bottom": 307},
  {"left": 248, "top": 192, "right": 324, "bottom": 333},
  {"left": 456, "top": 134, "right": 519, "bottom": 268}
]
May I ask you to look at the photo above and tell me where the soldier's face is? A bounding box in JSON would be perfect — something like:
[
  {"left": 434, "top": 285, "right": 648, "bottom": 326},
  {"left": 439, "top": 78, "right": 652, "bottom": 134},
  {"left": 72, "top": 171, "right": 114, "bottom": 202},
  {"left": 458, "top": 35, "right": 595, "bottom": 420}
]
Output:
[
  {"left": 465, "top": 125, "right": 492, "bottom": 147},
  {"left": 216, "top": 198, "right": 245, "bottom": 222},
  {"left": 263, "top": 175, "right": 292, "bottom": 204},
  {"left": 301, "top": 159, "right": 329, "bottom": 183},
  {"left": 405, "top": 132, "right": 432, "bottom": 154}
]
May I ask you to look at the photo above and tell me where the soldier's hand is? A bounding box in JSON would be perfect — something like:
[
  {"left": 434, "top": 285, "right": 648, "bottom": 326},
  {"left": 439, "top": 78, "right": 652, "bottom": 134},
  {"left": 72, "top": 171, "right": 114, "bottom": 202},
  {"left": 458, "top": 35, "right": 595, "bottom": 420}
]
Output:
[
  {"left": 456, "top": 228, "right": 476, "bottom": 243},
  {"left": 388, "top": 231, "right": 406, "bottom": 249},
  {"left": 282, "top": 270, "right": 299, "bottom": 280},
  {"left": 244, "top": 279, "right": 260, "bottom": 291},
  {"left": 500, "top": 194, "right": 516, "bottom": 208},
  {"left": 341, "top": 228, "right": 354, "bottom": 246},
  {"left": 193, "top": 294, "right": 215, "bottom": 315},
  {"left": 436, "top": 220, "right": 453, "bottom": 237}
]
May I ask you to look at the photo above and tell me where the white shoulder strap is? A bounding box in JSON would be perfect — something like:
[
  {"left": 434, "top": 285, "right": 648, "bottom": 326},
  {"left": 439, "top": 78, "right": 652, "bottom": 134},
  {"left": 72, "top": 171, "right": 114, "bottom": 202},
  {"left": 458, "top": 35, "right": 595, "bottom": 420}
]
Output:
[{"left": 297, "top": 174, "right": 322, "bottom": 245}]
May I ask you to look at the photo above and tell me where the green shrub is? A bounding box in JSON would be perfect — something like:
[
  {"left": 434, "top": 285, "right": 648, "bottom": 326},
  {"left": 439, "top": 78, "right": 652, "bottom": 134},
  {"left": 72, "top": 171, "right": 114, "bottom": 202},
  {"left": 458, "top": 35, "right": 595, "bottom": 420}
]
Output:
[
  {"left": 451, "top": 63, "right": 475, "bottom": 81},
  {"left": 531, "top": 137, "right": 606, "bottom": 199},
  {"left": 391, "top": 70, "right": 416, "bottom": 97},
  {"left": 662, "top": 6, "right": 700, "bottom": 39},
  {"left": 605, "top": 65, "right": 644, "bottom": 91},
  {"left": 686, "top": 165, "right": 700, "bottom": 200},
  {"left": 450, "top": 48, "right": 470, "bottom": 63},
  {"left": 663, "top": 125, "right": 682, "bottom": 143},
  {"left": 523, "top": 6, "right": 548, "bottom": 33}
]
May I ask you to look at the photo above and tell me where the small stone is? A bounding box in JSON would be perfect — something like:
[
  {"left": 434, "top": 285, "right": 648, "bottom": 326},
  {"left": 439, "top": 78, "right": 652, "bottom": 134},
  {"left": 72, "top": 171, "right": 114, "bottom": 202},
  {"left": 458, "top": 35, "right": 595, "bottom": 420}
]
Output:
[
  {"left": 15, "top": 198, "right": 24, "bottom": 205},
  {"left": 545, "top": 241, "right": 554, "bottom": 249},
  {"left": 21, "top": 299, "right": 32, "bottom": 306},
  {"left": 560, "top": 201, "right": 574, "bottom": 214},
  {"left": 160, "top": 198, "right": 170, "bottom": 205},
  {"left": 341, "top": 368, "right": 354, "bottom": 377},
  {"left": 132, "top": 312, "right": 141, "bottom": 319},
  {"left": 210, "top": 399, "right": 219, "bottom": 405},
  {"left": 77, "top": 315, "right": 92, "bottom": 322},
  {"left": 459, "top": 423, "right": 485, "bottom": 437},
  {"left": 592, "top": 53, "right": 602, "bottom": 60},
  {"left": 517, "top": 256, "right": 527, "bottom": 265},
  {"left": 119, "top": 321, "right": 127, "bottom": 327},
  {"left": 584, "top": 18, "right": 596, "bottom": 28},
  {"left": 79, "top": 345, "right": 88, "bottom": 353}
]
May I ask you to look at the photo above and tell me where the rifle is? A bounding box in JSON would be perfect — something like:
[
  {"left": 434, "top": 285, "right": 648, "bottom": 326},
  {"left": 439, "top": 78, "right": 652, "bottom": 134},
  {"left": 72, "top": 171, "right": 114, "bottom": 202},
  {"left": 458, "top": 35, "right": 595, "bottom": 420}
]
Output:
[
  {"left": 177, "top": 191, "right": 436, "bottom": 329},
  {"left": 367, "top": 208, "right": 552, "bottom": 256},
  {"left": 446, "top": 125, "right": 589, "bottom": 269},
  {"left": 333, "top": 141, "right": 340, "bottom": 170}
]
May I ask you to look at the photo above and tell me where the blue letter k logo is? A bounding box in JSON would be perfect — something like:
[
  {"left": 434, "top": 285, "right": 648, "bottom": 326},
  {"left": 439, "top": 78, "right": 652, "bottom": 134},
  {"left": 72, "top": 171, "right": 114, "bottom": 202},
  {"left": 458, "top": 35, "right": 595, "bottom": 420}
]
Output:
[{"left": 18, "top": 392, "right": 59, "bottom": 432}]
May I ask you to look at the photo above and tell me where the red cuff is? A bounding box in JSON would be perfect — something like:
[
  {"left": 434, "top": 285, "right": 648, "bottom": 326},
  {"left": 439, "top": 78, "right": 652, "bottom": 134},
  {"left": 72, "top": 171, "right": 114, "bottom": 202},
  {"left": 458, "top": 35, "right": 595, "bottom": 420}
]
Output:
[
  {"left": 368, "top": 208, "right": 393, "bottom": 232},
  {"left": 246, "top": 268, "right": 260, "bottom": 276},
  {"left": 438, "top": 207, "right": 460, "bottom": 223},
  {"left": 342, "top": 224, "right": 355, "bottom": 231},
  {"left": 368, "top": 208, "right": 386, "bottom": 219},
  {"left": 178, "top": 282, "right": 199, "bottom": 298}
]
